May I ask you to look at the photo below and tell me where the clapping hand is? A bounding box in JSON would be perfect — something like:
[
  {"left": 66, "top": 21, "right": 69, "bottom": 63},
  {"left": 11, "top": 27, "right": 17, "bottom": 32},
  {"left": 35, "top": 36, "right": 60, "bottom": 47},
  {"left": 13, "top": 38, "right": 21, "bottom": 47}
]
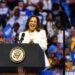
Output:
[{"left": 29, "top": 39, "right": 34, "bottom": 44}]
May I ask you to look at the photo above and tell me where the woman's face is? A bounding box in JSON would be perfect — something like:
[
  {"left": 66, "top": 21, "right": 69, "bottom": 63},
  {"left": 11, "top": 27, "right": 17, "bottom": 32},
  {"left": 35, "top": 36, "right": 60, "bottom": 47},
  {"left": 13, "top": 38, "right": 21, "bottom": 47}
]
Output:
[{"left": 28, "top": 17, "right": 37, "bottom": 32}]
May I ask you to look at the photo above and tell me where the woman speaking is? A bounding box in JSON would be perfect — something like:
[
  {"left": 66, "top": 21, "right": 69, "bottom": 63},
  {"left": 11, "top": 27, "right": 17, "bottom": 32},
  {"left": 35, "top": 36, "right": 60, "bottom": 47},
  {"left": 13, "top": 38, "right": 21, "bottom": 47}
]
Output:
[{"left": 18, "top": 15, "right": 50, "bottom": 74}]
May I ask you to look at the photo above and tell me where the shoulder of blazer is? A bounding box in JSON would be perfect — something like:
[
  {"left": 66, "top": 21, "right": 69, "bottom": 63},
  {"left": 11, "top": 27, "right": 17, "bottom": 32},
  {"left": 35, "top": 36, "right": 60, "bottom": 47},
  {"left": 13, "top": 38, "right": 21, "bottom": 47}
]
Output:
[{"left": 39, "top": 29, "right": 46, "bottom": 34}]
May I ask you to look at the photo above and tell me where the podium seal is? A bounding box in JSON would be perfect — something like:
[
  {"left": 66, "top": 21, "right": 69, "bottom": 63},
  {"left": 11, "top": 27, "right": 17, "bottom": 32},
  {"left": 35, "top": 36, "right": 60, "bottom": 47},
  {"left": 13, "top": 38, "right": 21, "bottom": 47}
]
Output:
[{"left": 10, "top": 46, "right": 25, "bottom": 63}]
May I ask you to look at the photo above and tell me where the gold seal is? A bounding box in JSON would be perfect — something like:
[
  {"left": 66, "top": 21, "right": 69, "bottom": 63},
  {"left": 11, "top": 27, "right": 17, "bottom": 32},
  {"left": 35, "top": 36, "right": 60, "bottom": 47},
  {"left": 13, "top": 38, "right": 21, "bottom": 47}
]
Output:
[{"left": 10, "top": 46, "right": 25, "bottom": 63}]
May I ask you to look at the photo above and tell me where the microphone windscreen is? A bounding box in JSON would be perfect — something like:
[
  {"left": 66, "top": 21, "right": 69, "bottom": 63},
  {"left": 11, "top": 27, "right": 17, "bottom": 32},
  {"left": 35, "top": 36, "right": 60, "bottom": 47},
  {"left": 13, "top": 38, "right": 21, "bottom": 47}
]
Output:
[
  {"left": 22, "top": 33, "right": 25, "bottom": 37},
  {"left": 20, "top": 33, "right": 25, "bottom": 43},
  {"left": 15, "top": 33, "right": 19, "bottom": 43}
]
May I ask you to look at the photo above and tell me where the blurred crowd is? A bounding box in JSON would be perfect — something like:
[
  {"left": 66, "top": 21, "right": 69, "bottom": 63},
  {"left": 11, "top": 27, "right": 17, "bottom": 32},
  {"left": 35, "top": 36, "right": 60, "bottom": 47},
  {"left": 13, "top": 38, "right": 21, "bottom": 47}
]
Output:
[
  {"left": 0, "top": 0, "right": 75, "bottom": 74},
  {"left": 65, "top": 26, "right": 75, "bottom": 71}
]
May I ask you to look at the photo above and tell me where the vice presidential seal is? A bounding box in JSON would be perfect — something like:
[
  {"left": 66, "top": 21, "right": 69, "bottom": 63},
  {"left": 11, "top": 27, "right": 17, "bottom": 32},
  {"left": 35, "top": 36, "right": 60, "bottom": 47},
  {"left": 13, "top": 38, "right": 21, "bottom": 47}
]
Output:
[{"left": 10, "top": 47, "right": 25, "bottom": 63}]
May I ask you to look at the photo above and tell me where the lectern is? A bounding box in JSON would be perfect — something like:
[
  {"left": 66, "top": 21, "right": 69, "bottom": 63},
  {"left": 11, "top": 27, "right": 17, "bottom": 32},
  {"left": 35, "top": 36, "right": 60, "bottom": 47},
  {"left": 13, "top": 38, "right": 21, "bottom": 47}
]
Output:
[{"left": 0, "top": 44, "right": 45, "bottom": 72}]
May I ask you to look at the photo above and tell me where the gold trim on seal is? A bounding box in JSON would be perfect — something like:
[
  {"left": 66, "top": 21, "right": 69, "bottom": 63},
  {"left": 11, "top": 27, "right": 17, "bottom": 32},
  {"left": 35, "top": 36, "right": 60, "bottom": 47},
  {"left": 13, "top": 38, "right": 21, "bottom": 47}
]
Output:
[{"left": 9, "top": 46, "right": 25, "bottom": 63}]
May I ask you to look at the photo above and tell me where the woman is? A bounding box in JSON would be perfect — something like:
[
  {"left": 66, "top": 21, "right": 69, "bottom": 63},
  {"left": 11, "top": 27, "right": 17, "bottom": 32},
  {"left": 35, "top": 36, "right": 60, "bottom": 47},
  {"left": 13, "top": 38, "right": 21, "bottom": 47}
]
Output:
[{"left": 18, "top": 15, "right": 50, "bottom": 74}]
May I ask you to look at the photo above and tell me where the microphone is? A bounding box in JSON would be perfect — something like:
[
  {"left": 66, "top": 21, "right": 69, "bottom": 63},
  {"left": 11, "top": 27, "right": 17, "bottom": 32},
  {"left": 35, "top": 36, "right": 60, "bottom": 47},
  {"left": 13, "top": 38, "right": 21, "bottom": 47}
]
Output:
[
  {"left": 15, "top": 33, "right": 19, "bottom": 43},
  {"left": 19, "top": 33, "right": 25, "bottom": 43}
]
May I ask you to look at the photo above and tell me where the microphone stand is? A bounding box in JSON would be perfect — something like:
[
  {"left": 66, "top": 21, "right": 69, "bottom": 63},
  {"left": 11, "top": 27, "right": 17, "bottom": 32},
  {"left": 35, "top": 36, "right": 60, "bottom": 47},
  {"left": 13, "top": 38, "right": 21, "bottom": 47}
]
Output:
[
  {"left": 19, "top": 33, "right": 25, "bottom": 44},
  {"left": 14, "top": 33, "right": 19, "bottom": 43}
]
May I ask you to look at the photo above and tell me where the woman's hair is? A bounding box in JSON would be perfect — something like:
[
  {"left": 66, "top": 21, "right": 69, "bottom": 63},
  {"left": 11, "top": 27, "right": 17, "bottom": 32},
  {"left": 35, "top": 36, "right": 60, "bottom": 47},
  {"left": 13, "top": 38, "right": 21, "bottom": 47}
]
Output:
[{"left": 25, "top": 15, "right": 43, "bottom": 32}]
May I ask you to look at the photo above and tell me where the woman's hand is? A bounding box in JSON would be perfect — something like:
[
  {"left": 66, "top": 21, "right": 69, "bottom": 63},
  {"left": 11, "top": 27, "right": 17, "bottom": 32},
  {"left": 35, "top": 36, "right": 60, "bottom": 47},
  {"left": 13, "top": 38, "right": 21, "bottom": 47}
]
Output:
[{"left": 29, "top": 39, "right": 34, "bottom": 44}]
